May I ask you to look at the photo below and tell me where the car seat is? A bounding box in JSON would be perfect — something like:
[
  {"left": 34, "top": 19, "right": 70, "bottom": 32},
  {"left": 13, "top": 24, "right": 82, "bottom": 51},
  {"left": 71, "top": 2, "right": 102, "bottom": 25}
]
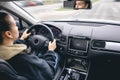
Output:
[{"left": 0, "top": 58, "right": 28, "bottom": 80}]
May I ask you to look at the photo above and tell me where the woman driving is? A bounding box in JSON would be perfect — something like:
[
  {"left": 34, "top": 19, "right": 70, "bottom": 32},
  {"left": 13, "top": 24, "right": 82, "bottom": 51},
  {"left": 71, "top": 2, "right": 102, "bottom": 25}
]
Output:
[{"left": 0, "top": 12, "right": 57, "bottom": 80}]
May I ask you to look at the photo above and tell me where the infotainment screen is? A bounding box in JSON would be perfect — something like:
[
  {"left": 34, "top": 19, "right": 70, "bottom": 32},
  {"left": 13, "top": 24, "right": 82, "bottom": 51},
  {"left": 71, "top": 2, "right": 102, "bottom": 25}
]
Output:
[{"left": 69, "top": 38, "right": 89, "bottom": 52}]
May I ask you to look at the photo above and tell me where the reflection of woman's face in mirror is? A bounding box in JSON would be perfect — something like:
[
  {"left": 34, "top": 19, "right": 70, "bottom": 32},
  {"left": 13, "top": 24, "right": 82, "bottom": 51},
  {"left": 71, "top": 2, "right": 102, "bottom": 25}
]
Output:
[{"left": 75, "top": 0, "right": 88, "bottom": 9}]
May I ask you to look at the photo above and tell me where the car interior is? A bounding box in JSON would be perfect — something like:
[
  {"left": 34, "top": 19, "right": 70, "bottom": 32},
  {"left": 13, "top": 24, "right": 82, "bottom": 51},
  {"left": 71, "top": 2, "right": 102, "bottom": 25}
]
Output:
[{"left": 1, "top": 1, "right": 120, "bottom": 80}]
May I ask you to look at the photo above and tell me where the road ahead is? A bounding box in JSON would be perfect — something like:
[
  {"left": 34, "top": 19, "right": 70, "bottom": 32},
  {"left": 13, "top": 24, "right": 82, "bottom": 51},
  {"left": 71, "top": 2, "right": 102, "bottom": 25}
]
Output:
[{"left": 23, "top": 0, "right": 120, "bottom": 21}]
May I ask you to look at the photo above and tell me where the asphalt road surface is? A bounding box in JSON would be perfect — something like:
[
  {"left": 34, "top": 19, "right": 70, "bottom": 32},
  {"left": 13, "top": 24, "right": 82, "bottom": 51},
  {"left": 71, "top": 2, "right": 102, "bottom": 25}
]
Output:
[{"left": 23, "top": 0, "right": 120, "bottom": 21}]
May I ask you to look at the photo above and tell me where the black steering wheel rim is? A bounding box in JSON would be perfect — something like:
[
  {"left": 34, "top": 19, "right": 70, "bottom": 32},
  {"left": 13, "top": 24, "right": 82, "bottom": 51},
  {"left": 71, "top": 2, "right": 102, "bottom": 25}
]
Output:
[
  {"left": 27, "top": 23, "right": 54, "bottom": 41},
  {"left": 27, "top": 23, "right": 54, "bottom": 52}
]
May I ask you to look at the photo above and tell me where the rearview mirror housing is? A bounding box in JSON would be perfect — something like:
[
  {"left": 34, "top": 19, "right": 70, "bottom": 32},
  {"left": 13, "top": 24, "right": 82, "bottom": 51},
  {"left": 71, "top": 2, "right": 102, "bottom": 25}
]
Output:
[{"left": 63, "top": 0, "right": 92, "bottom": 10}]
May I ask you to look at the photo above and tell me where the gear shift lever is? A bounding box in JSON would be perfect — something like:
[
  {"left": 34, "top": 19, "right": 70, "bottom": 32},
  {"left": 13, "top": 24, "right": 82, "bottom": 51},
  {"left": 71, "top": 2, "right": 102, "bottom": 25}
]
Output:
[{"left": 66, "top": 68, "right": 80, "bottom": 80}]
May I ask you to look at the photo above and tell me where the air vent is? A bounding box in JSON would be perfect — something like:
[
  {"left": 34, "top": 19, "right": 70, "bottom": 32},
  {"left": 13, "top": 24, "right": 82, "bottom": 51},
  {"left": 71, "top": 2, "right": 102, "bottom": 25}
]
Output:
[
  {"left": 92, "top": 40, "right": 120, "bottom": 52},
  {"left": 92, "top": 40, "right": 105, "bottom": 49},
  {"left": 60, "top": 35, "right": 67, "bottom": 42}
]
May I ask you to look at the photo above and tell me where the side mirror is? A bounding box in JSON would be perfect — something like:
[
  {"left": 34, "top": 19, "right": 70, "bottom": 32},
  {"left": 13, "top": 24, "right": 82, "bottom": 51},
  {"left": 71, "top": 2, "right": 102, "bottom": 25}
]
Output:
[{"left": 74, "top": 0, "right": 92, "bottom": 9}]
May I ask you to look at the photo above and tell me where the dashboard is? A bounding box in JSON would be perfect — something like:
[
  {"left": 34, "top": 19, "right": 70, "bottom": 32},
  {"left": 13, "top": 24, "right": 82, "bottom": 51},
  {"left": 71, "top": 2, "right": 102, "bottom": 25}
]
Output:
[
  {"left": 41, "top": 21, "right": 120, "bottom": 58},
  {"left": 41, "top": 21, "right": 120, "bottom": 80}
]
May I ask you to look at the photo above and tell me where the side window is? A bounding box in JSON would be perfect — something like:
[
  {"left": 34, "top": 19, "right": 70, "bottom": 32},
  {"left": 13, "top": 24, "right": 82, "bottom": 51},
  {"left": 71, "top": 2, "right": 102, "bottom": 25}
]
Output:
[
  {"left": 0, "top": 9, "right": 29, "bottom": 30},
  {"left": 0, "top": 9, "right": 29, "bottom": 37}
]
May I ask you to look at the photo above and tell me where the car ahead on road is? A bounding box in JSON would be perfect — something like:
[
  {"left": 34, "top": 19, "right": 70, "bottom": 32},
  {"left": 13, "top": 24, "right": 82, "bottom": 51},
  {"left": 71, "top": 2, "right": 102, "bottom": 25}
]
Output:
[
  {"left": 1, "top": 0, "right": 120, "bottom": 80},
  {"left": 16, "top": 0, "right": 44, "bottom": 7}
]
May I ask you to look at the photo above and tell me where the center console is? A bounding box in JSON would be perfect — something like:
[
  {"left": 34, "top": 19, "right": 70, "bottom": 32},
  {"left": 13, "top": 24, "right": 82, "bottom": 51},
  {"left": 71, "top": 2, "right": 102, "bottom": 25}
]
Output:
[
  {"left": 59, "top": 68, "right": 86, "bottom": 80},
  {"left": 58, "top": 36, "right": 89, "bottom": 80},
  {"left": 59, "top": 57, "right": 87, "bottom": 80}
]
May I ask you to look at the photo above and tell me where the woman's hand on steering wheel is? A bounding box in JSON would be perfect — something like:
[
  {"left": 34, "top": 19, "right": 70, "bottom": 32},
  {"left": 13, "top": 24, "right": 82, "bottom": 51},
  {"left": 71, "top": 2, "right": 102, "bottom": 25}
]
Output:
[
  {"left": 48, "top": 39, "right": 57, "bottom": 51},
  {"left": 20, "top": 29, "right": 31, "bottom": 40}
]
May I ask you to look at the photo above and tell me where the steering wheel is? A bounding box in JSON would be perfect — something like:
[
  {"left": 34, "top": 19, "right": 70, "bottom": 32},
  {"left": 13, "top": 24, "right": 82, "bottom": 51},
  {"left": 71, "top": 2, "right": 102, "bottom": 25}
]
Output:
[{"left": 27, "top": 23, "right": 54, "bottom": 53}]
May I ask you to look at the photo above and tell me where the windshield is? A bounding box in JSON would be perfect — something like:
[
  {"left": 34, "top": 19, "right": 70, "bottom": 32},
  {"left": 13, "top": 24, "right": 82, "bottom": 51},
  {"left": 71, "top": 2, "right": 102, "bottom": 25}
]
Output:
[{"left": 15, "top": 0, "right": 120, "bottom": 21}]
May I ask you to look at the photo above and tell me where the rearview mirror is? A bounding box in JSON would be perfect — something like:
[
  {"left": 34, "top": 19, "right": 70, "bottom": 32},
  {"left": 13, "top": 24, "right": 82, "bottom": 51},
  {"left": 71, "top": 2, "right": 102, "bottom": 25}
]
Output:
[{"left": 74, "top": 0, "right": 92, "bottom": 9}]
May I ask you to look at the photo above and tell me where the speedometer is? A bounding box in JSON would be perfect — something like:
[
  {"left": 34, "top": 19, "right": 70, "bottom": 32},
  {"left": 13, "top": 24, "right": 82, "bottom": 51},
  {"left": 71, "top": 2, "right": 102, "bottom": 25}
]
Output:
[
  {"left": 37, "top": 25, "right": 62, "bottom": 39},
  {"left": 38, "top": 27, "right": 49, "bottom": 35},
  {"left": 50, "top": 27, "right": 61, "bottom": 39}
]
